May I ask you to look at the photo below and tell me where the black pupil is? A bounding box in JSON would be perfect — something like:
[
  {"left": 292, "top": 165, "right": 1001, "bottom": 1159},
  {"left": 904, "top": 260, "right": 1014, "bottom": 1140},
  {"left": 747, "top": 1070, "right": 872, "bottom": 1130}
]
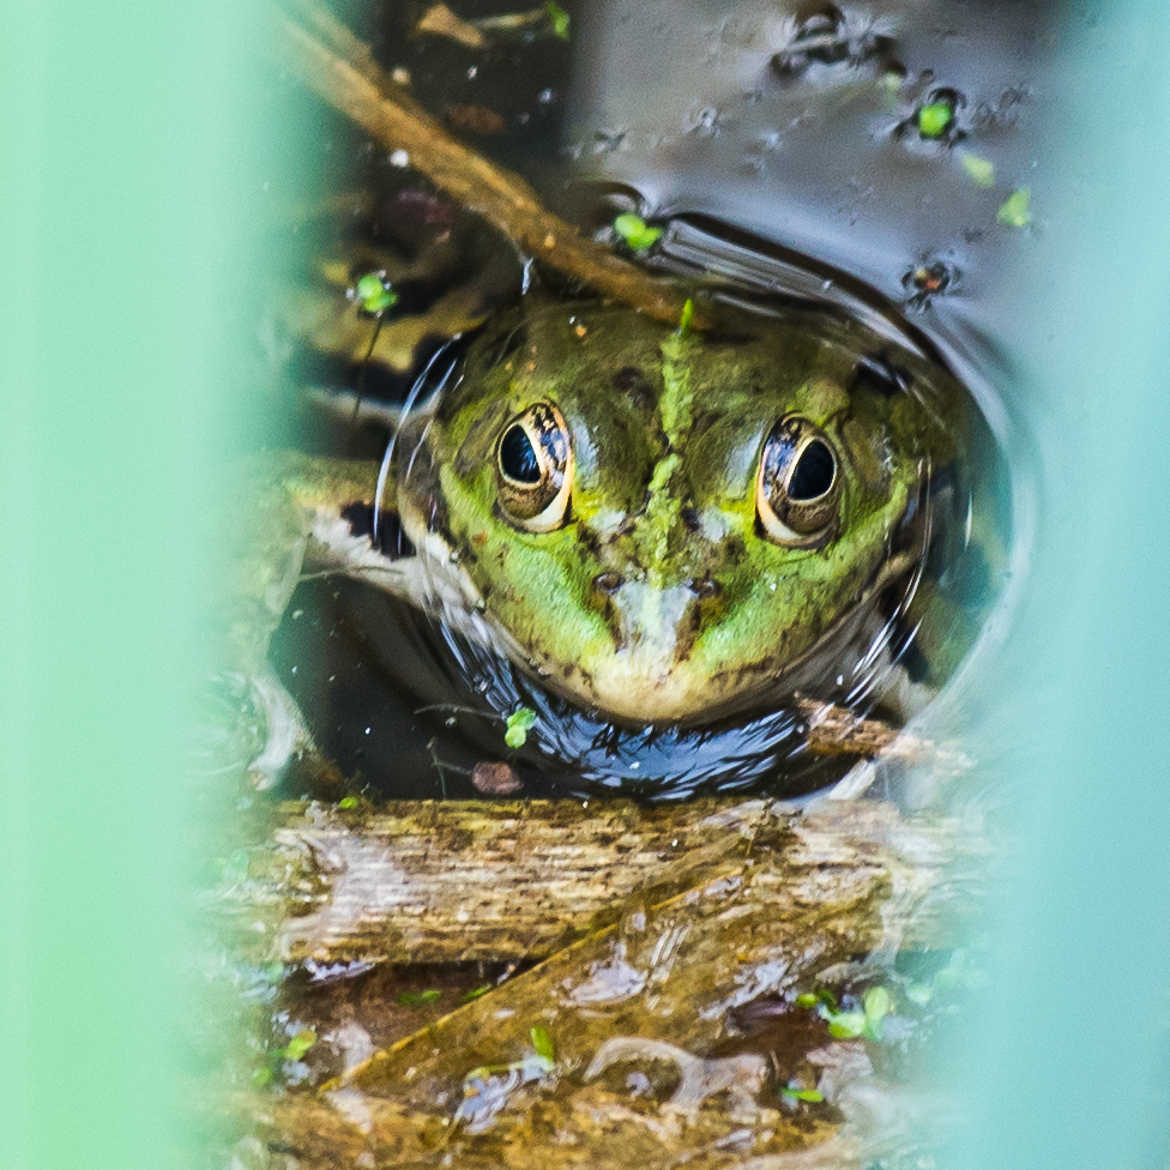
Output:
[
  {"left": 788, "top": 439, "right": 835, "bottom": 500},
  {"left": 501, "top": 424, "right": 541, "bottom": 483}
]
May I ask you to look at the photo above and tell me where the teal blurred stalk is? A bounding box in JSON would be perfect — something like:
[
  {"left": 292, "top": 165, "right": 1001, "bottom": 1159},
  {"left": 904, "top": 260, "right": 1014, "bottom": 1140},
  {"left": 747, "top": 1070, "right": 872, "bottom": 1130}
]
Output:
[
  {"left": 1, "top": 2, "right": 258, "bottom": 1166},
  {"left": 949, "top": 3, "right": 1170, "bottom": 1168}
]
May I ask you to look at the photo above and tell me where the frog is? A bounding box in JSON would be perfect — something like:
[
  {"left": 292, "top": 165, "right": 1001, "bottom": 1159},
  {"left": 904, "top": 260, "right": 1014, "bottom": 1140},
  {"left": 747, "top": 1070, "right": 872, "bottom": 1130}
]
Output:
[{"left": 216, "top": 296, "right": 988, "bottom": 790}]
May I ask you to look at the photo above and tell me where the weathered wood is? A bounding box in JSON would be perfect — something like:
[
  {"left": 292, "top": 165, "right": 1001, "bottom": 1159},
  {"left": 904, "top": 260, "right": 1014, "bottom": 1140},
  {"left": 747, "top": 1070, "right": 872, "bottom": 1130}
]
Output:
[
  {"left": 334, "top": 799, "right": 968, "bottom": 1101},
  {"left": 219, "top": 796, "right": 976, "bottom": 1167},
  {"left": 220, "top": 796, "right": 977, "bottom": 965},
  {"left": 221, "top": 1083, "right": 848, "bottom": 1170}
]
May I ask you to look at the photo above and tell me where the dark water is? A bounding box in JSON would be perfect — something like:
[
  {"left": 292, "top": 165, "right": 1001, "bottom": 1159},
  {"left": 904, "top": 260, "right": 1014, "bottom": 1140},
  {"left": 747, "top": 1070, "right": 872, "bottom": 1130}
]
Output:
[{"left": 268, "top": 0, "right": 1053, "bottom": 800}]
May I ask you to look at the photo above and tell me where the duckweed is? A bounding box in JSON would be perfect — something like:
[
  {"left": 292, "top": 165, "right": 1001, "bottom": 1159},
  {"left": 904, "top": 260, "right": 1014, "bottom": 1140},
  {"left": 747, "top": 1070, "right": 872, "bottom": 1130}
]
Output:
[
  {"left": 917, "top": 100, "right": 954, "bottom": 139},
  {"left": 354, "top": 271, "right": 398, "bottom": 314},
  {"left": 997, "top": 187, "right": 1032, "bottom": 228},
  {"left": 504, "top": 706, "right": 536, "bottom": 748},
  {"left": 613, "top": 212, "right": 663, "bottom": 252}
]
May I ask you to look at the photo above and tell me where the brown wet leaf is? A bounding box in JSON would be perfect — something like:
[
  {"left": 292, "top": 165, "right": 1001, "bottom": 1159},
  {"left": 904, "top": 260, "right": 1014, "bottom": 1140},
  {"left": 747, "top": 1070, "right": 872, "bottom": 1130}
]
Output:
[
  {"left": 471, "top": 761, "right": 524, "bottom": 795},
  {"left": 416, "top": 3, "right": 485, "bottom": 49},
  {"left": 446, "top": 103, "right": 507, "bottom": 135}
]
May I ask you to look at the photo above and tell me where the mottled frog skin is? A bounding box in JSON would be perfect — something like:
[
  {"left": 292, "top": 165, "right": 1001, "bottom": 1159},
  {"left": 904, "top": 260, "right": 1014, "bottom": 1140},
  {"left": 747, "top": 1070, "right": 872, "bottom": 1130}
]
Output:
[{"left": 267, "top": 301, "right": 975, "bottom": 727}]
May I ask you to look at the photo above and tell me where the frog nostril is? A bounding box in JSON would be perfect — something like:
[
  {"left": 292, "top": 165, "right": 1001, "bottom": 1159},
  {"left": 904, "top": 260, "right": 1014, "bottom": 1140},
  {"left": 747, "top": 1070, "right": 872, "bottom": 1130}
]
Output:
[
  {"left": 688, "top": 577, "right": 720, "bottom": 599},
  {"left": 593, "top": 571, "right": 623, "bottom": 595}
]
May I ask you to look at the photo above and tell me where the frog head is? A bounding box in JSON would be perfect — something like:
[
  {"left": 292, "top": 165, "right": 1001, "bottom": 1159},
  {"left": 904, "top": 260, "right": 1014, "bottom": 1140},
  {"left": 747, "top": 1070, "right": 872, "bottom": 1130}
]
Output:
[{"left": 395, "top": 304, "right": 956, "bottom": 724}]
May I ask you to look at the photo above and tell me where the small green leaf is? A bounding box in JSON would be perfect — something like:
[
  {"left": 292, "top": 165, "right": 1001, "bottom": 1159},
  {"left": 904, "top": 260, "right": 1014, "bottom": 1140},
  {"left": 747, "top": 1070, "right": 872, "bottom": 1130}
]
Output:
[
  {"left": 545, "top": 1, "right": 570, "bottom": 41},
  {"left": 462, "top": 983, "right": 492, "bottom": 1002},
  {"left": 530, "top": 1024, "right": 556, "bottom": 1062},
  {"left": 355, "top": 272, "right": 383, "bottom": 301},
  {"left": 826, "top": 1010, "right": 866, "bottom": 1040},
  {"left": 251, "top": 1065, "right": 274, "bottom": 1087},
  {"left": 782, "top": 1084, "right": 825, "bottom": 1103},
  {"left": 795, "top": 992, "right": 820, "bottom": 1009},
  {"left": 354, "top": 271, "right": 399, "bottom": 314},
  {"left": 505, "top": 706, "right": 537, "bottom": 748},
  {"left": 678, "top": 297, "right": 695, "bottom": 337},
  {"left": 997, "top": 187, "right": 1032, "bottom": 228},
  {"left": 397, "top": 989, "right": 442, "bottom": 1007},
  {"left": 337, "top": 795, "right": 358, "bottom": 810},
  {"left": 280, "top": 1029, "right": 317, "bottom": 1062},
  {"left": 917, "top": 101, "right": 954, "bottom": 139},
  {"left": 960, "top": 151, "right": 996, "bottom": 188},
  {"left": 612, "top": 212, "right": 663, "bottom": 253}
]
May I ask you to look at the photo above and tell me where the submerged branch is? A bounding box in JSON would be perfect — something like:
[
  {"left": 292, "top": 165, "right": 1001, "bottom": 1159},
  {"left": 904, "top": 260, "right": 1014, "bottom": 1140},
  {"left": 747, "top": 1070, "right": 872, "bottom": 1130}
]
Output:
[
  {"left": 270, "top": 0, "right": 700, "bottom": 328},
  {"left": 217, "top": 798, "right": 983, "bottom": 1166}
]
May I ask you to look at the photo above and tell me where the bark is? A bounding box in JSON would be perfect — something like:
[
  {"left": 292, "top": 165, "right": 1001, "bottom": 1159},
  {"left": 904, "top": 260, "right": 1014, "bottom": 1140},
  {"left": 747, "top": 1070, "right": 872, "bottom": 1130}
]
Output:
[
  {"left": 219, "top": 1084, "right": 848, "bottom": 1170},
  {"left": 220, "top": 796, "right": 978, "bottom": 967},
  {"left": 214, "top": 797, "right": 978, "bottom": 1168}
]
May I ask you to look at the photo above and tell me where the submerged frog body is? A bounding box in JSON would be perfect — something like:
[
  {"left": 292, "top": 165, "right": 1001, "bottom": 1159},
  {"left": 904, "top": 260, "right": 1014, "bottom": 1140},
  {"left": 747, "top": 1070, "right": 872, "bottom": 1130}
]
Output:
[{"left": 268, "top": 301, "right": 981, "bottom": 731}]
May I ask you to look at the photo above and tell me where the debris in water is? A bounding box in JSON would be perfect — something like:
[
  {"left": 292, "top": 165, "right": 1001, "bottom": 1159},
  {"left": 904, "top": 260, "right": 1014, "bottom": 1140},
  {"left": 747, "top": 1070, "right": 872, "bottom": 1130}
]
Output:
[
  {"left": 416, "top": 3, "right": 486, "bottom": 49},
  {"left": 918, "top": 100, "right": 954, "bottom": 139},
  {"left": 960, "top": 151, "right": 996, "bottom": 187},
  {"left": 446, "top": 103, "right": 507, "bottom": 135},
  {"left": 612, "top": 212, "right": 663, "bottom": 253},
  {"left": 396, "top": 989, "right": 442, "bottom": 1008},
  {"left": 504, "top": 706, "right": 536, "bottom": 748},
  {"left": 781, "top": 1082, "right": 825, "bottom": 1104},
  {"left": 529, "top": 1024, "right": 556, "bottom": 1063},
  {"left": 472, "top": 760, "right": 523, "bottom": 795},
  {"left": 997, "top": 187, "right": 1032, "bottom": 228},
  {"left": 352, "top": 271, "right": 398, "bottom": 314},
  {"left": 545, "top": 1, "right": 569, "bottom": 41}
]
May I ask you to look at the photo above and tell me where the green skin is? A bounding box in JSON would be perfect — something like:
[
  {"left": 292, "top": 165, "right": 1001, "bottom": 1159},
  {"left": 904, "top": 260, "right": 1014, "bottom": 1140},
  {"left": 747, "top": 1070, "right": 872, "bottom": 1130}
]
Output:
[{"left": 362, "top": 303, "right": 969, "bottom": 724}]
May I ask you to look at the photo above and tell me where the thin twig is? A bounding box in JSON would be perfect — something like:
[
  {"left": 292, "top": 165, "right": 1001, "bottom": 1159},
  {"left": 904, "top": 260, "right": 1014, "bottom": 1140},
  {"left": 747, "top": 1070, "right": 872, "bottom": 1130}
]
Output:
[{"left": 269, "top": 0, "right": 703, "bottom": 329}]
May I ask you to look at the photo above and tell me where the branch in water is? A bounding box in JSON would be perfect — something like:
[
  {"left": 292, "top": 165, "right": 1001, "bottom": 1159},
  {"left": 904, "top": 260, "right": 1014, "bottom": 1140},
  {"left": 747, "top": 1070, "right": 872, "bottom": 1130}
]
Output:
[{"left": 270, "top": 0, "right": 702, "bottom": 329}]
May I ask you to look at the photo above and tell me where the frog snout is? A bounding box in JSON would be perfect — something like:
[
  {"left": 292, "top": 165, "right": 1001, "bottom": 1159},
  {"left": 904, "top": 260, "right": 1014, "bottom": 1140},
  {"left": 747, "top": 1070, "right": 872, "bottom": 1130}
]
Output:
[{"left": 605, "top": 580, "right": 697, "bottom": 663}]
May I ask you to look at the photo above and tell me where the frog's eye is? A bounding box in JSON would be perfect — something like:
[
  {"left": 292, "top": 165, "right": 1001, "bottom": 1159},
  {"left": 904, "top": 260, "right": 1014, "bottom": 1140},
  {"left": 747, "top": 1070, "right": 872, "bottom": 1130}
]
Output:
[
  {"left": 756, "top": 416, "right": 841, "bottom": 547},
  {"left": 495, "top": 402, "right": 573, "bottom": 531}
]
